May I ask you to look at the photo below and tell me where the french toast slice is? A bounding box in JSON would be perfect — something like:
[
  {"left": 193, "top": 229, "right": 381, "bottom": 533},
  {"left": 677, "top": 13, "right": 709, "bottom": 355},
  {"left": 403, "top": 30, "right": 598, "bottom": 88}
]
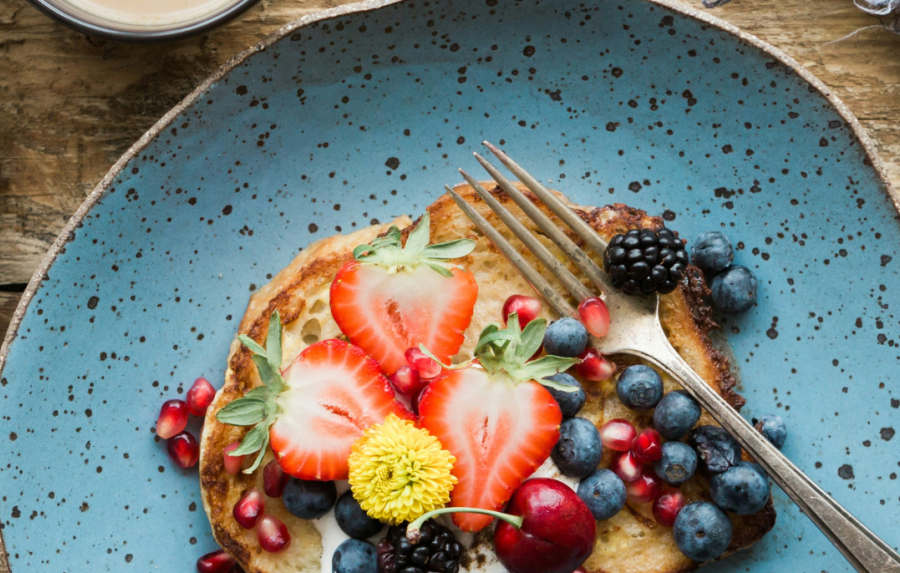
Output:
[{"left": 199, "top": 182, "right": 776, "bottom": 573}]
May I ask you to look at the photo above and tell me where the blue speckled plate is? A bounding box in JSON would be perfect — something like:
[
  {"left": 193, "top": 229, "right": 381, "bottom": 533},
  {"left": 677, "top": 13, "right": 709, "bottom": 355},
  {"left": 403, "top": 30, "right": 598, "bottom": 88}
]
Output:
[{"left": 2, "top": 0, "right": 898, "bottom": 570}]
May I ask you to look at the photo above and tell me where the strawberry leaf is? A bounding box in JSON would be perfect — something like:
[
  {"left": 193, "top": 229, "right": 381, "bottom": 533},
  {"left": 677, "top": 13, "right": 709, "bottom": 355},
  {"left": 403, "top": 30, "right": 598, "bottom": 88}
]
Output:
[
  {"left": 425, "top": 262, "right": 454, "bottom": 278},
  {"left": 404, "top": 213, "right": 432, "bottom": 254},
  {"left": 420, "top": 239, "right": 476, "bottom": 260},
  {"left": 266, "top": 310, "right": 283, "bottom": 373},
  {"left": 244, "top": 386, "right": 270, "bottom": 401},
  {"left": 231, "top": 422, "right": 268, "bottom": 456},
  {"left": 238, "top": 335, "right": 267, "bottom": 356},
  {"left": 516, "top": 318, "right": 547, "bottom": 361},
  {"left": 216, "top": 397, "right": 267, "bottom": 426},
  {"left": 244, "top": 432, "right": 270, "bottom": 474}
]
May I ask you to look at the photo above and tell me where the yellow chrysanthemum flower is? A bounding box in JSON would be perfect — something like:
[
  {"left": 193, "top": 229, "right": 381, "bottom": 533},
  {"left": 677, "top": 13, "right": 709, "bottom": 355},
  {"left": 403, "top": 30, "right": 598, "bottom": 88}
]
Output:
[{"left": 348, "top": 414, "right": 457, "bottom": 525}]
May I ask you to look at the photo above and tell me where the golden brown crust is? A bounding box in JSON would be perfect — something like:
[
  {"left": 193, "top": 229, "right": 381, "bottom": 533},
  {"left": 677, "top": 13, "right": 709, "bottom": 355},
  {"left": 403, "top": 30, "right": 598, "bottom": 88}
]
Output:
[{"left": 199, "top": 183, "right": 775, "bottom": 573}]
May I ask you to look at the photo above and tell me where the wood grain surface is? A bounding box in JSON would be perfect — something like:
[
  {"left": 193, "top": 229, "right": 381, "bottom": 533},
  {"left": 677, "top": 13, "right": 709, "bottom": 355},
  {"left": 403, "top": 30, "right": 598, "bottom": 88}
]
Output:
[{"left": 1, "top": 0, "right": 899, "bottom": 336}]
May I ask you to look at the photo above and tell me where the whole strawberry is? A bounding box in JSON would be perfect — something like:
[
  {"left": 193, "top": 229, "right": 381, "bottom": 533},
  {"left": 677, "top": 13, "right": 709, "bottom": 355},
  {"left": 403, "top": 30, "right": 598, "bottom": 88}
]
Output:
[{"left": 330, "top": 213, "right": 478, "bottom": 376}]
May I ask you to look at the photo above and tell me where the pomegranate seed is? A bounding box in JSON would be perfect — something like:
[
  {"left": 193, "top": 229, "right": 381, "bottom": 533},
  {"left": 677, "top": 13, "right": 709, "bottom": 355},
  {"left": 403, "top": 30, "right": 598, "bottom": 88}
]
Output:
[
  {"left": 389, "top": 366, "right": 427, "bottom": 398},
  {"left": 263, "top": 460, "right": 290, "bottom": 498},
  {"left": 502, "top": 294, "right": 543, "bottom": 326},
  {"left": 610, "top": 450, "right": 643, "bottom": 482},
  {"left": 186, "top": 377, "right": 216, "bottom": 417},
  {"left": 223, "top": 442, "right": 244, "bottom": 475},
  {"left": 578, "top": 297, "right": 610, "bottom": 337},
  {"left": 575, "top": 348, "right": 616, "bottom": 381},
  {"left": 600, "top": 419, "right": 637, "bottom": 451},
  {"left": 405, "top": 347, "right": 442, "bottom": 379},
  {"left": 410, "top": 386, "right": 428, "bottom": 416},
  {"left": 196, "top": 549, "right": 235, "bottom": 573},
  {"left": 631, "top": 428, "right": 663, "bottom": 463},
  {"left": 156, "top": 399, "right": 189, "bottom": 439},
  {"left": 652, "top": 488, "right": 686, "bottom": 527},
  {"left": 257, "top": 515, "right": 291, "bottom": 553},
  {"left": 167, "top": 431, "right": 199, "bottom": 468},
  {"left": 626, "top": 470, "right": 663, "bottom": 505},
  {"left": 233, "top": 488, "right": 265, "bottom": 529}
]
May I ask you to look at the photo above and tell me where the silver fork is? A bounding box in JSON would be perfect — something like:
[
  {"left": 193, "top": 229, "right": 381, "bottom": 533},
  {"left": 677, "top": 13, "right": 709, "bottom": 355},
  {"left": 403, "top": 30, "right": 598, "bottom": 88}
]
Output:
[{"left": 446, "top": 141, "right": 900, "bottom": 573}]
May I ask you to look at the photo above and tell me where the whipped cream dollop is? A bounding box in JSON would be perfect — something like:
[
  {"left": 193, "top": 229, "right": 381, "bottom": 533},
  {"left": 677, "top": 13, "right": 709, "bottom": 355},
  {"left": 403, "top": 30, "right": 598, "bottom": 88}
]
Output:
[{"left": 311, "top": 458, "right": 579, "bottom": 573}]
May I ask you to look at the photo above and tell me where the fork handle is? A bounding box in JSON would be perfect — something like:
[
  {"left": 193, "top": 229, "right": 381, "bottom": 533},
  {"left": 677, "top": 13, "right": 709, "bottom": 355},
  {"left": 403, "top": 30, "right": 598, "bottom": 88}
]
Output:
[{"left": 634, "top": 334, "right": 900, "bottom": 573}]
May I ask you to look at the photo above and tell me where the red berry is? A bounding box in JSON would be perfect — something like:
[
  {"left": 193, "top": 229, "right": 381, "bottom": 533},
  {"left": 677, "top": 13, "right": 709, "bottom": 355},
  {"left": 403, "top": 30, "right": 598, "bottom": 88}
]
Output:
[
  {"left": 167, "top": 431, "right": 199, "bottom": 468},
  {"left": 410, "top": 386, "right": 427, "bottom": 416},
  {"left": 196, "top": 549, "right": 235, "bottom": 573},
  {"left": 405, "top": 347, "right": 442, "bottom": 379},
  {"left": 186, "top": 377, "right": 216, "bottom": 417},
  {"left": 652, "top": 488, "right": 686, "bottom": 527},
  {"left": 233, "top": 488, "right": 265, "bottom": 529},
  {"left": 626, "top": 470, "right": 663, "bottom": 505},
  {"left": 389, "top": 366, "right": 427, "bottom": 398},
  {"left": 223, "top": 442, "right": 244, "bottom": 475},
  {"left": 263, "top": 460, "right": 290, "bottom": 498},
  {"left": 599, "top": 419, "right": 637, "bottom": 451},
  {"left": 610, "top": 450, "right": 643, "bottom": 482},
  {"left": 256, "top": 515, "right": 291, "bottom": 553},
  {"left": 578, "top": 297, "right": 610, "bottom": 338},
  {"left": 575, "top": 348, "right": 616, "bottom": 381},
  {"left": 502, "top": 294, "right": 543, "bottom": 326},
  {"left": 156, "top": 399, "right": 189, "bottom": 439},
  {"left": 631, "top": 428, "right": 663, "bottom": 463}
]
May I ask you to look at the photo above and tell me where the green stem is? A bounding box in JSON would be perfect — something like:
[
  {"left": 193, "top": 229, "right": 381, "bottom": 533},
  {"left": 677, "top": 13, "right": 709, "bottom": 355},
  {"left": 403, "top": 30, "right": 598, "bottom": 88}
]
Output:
[{"left": 406, "top": 508, "right": 523, "bottom": 543}]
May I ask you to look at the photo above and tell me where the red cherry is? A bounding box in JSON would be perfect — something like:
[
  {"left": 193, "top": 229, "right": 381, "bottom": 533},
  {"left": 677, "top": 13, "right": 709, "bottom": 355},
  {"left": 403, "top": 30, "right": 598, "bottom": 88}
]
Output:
[
  {"left": 626, "top": 470, "right": 663, "bottom": 505},
  {"left": 233, "top": 488, "right": 265, "bottom": 529},
  {"left": 652, "top": 488, "right": 686, "bottom": 527},
  {"left": 575, "top": 348, "right": 616, "bottom": 381},
  {"left": 196, "top": 549, "right": 235, "bottom": 573},
  {"left": 263, "top": 460, "right": 290, "bottom": 498},
  {"left": 156, "top": 399, "right": 189, "bottom": 439},
  {"left": 610, "top": 450, "right": 643, "bottom": 482},
  {"left": 167, "top": 431, "right": 199, "bottom": 468},
  {"left": 389, "top": 365, "right": 428, "bottom": 398},
  {"left": 502, "top": 294, "right": 543, "bottom": 326},
  {"left": 599, "top": 419, "right": 637, "bottom": 451},
  {"left": 494, "top": 478, "right": 595, "bottom": 573},
  {"left": 257, "top": 515, "right": 291, "bottom": 553},
  {"left": 578, "top": 297, "right": 610, "bottom": 338},
  {"left": 186, "top": 377, "right": 216, "bottom": 417},
  {"left": 631, "top": 428, "right": 663, "bottom": 463},
  {"left": 223, "top": 442, "right": 244, "bottom": 475},
  {"left": 405, "top": 347, "right": 442, "bottom": 379}
]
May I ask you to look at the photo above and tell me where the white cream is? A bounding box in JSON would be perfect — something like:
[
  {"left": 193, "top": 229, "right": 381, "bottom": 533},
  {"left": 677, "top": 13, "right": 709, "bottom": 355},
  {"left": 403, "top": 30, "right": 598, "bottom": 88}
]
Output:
[
  {"left": 61, "top": 0, "right": 238, "bottom": 27},
  {"left": 313, "top": 460, "right": 580, "bottom": 573}
]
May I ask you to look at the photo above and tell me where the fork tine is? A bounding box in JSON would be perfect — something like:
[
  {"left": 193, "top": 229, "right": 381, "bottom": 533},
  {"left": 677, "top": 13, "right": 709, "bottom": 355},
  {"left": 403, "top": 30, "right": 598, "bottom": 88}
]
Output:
[
  {"left": 445, "top": 185, "right": 576, "bottom": 318},
  {"left": 482, "top": 141, "right": 608, "bottom": 257},
  {"left": 473, "top": 152, "right": 613, "bottom": 294},
  {"left": 457, "top": 169, "right": 595, "bottom": 305}
]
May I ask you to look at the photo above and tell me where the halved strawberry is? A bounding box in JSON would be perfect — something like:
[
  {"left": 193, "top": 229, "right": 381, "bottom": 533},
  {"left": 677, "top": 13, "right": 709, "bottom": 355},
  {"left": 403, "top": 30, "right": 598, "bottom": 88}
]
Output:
[
  {"left": 270, "top": 339, "right": 414, "bottom": 480},
  {"left": 330, "top": 213, "right": 477, "bottom": 375},
  {"left": 216, "top": 312, "right": 413, "bottom": 480},
  {"left": 418, "top": 368, "right": 562, "bottom": 531},
  {"left": 417, "top": 316, "right": 578, "bottom": 532}
]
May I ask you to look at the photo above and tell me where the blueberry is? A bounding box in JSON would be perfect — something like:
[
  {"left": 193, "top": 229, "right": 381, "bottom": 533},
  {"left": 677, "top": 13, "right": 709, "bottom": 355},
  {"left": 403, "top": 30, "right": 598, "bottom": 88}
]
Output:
[
  {"left": 710, "top": 461, "right": 770, "bottom": 515},
  {"left": 335, "top": 490, "right": 383, "bottom": 539},
  {"left": 544, "top": 373, "right": 586, "bottom": 418},
  {"left": 543, "top": 317, "right": 589, "bottom": 358},
  {"left": 710, "top": 265, "right": 758, "bottom": 315},
  {"left": 551, "top": 417, "right": 603, "bottom": 478},
  {"left": 691, "top": 231, "right": 734, "bottom": 274},
  {"left": 688, "top": 426, "right": 742, "bottom": 474},
  {"left": 577, "top": 469, "right": 626, "bottom": 521},
  {"left": 754, "top": 414, "right": 787, "bottom": 449},
  {"left": 616, "top": 365, "right": 663, "bottom": 411},
  {"left": 654, "top": 441, "right": 698, "bottom": 485},
  {"left": 332, "top": 539, "right": 378, "bottom": 573},
  {"left": 673, "top": 502, "right": 733, "bottom": 562},
  {"left": 282, "top": 478, "right": 337, "bottom": 520},
  {"left": 653, "top": 390, "right": 701, "bottom": 439}
]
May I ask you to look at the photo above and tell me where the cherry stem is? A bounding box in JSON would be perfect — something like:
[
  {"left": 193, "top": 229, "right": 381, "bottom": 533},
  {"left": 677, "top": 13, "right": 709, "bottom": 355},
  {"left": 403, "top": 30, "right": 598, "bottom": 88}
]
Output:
[{"left": 406, "top": 508, "right": 523, "bottom": 543}]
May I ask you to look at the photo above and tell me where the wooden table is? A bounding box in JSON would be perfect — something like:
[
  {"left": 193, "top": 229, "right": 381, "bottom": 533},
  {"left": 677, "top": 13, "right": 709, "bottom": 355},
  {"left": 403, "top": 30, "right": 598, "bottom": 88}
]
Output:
[{"left": 2, "top": 0, "right": 899, "bottom": 334}]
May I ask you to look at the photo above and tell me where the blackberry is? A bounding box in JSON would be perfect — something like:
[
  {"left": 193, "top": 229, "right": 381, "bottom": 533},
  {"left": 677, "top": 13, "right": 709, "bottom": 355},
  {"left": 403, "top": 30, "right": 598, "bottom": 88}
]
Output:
[
  {"left": 377, "top": 520, "right": 463, "bottom": 573},
  {"left": 603, "top": 227, "right": 688, "bottom": 295}
]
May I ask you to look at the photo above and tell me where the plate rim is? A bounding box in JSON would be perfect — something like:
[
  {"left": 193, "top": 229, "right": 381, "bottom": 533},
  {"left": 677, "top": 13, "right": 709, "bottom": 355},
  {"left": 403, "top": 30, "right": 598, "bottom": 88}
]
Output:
[{"left": 0, "top": 0, "right": 896, "bottom": 569}]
